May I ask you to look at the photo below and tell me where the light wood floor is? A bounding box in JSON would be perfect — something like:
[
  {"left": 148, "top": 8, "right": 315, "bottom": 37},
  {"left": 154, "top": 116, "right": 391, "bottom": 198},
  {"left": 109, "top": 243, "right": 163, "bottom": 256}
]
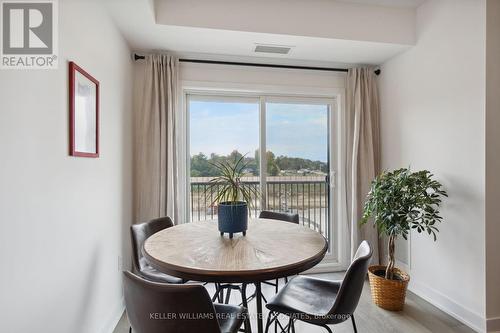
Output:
[{"left": 113, "top": 272, "right": 476, "bottom": 333}]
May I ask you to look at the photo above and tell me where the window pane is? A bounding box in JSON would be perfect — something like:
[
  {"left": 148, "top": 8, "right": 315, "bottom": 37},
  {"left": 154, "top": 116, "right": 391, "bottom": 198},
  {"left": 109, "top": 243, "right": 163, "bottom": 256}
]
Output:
[
  {"left": 189, "top": 97, "right": 260, "bottom": 221},
  {"left": 265, "top": 102, "right": 329, "bottom": 238}
]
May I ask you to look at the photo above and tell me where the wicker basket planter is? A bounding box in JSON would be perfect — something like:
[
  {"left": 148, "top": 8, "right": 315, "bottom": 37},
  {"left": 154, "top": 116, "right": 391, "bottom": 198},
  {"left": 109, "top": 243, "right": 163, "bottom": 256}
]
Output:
[{"left": 368, "top": 265, "right": 410, "bottom": 311}]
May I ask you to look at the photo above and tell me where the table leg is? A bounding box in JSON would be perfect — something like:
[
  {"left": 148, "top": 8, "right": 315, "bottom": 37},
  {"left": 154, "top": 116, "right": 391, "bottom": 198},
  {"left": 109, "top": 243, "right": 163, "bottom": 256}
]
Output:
[{"left": 255, "top": 282, "right": 263, "bottom": 333}]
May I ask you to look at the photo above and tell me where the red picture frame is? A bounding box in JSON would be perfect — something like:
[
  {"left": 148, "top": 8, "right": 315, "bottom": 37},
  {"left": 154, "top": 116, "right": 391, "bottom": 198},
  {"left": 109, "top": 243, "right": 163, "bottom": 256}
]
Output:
[{"left": 69, "top": 61, "right": 99, "bottom": 157}]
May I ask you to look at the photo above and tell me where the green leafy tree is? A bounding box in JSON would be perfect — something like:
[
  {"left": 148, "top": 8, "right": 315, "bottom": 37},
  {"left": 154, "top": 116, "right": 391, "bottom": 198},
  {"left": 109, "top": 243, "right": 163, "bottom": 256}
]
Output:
[
  {"left": 361, "top": 168, "right": 448, "bottom": 280},
  {"left": 190, "top": 150, "right": 327, "bottom": 177},
  {"left": 266, "top": 151, "right": 280, "bottom": 176}
]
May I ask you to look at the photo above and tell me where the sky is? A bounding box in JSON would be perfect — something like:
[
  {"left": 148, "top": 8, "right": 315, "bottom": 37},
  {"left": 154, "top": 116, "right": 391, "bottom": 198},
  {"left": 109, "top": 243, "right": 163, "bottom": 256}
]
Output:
[{"left": 189, "top": 100, "right": 328, "bottom": 162}]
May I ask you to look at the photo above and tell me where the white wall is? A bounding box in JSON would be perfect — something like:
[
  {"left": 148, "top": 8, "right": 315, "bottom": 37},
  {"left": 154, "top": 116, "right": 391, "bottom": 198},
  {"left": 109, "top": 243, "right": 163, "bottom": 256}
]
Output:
[
  {"left": 378, "top": 0, "right": 486, "bottom": 331},
  {"left": 485, "top": 0, "right": 500, "bottom": 331},
  {"left": 0, "top": 1, "right": 133, "bottom": 332}
]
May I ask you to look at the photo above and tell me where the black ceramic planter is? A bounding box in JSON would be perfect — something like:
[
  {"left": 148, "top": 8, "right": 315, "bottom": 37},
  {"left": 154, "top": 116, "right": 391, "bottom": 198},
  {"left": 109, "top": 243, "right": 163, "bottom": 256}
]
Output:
[{"left": 217, "top": 201, "right": 248, "bottom": 238}]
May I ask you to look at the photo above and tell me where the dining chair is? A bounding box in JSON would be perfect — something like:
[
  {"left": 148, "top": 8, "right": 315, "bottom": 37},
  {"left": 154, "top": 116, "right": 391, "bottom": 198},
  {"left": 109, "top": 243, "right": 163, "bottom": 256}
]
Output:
[
  {"left": 264, "top": 240, "right": 372, "bottom": 333},
  {"left": 130, "top": 217, "right": 185, "bottom": 284},
  {"left": 259, "top": 210, "right": 300, "bottom": 224},
  {"left": 123, "top": 271, "right": 247, "bottom": 333},
  {"left": 259, "top": 210, "right": 300, "bottom": 293}
]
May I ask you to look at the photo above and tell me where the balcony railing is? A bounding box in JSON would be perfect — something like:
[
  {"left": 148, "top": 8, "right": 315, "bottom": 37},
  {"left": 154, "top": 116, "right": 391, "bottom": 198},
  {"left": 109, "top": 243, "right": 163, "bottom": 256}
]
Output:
[{"left": 190, "top": 176, "right": 329, "bottom": 239}]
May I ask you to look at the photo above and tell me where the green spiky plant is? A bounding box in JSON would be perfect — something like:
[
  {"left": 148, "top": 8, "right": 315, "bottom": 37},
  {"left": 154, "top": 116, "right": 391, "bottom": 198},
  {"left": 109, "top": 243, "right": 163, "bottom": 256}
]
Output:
[
  {"left": 206, "top": 154, "right": 259, "bottom": 211},
  {"left": 361, "top": 168, "right": 448, "bottom": 280}
]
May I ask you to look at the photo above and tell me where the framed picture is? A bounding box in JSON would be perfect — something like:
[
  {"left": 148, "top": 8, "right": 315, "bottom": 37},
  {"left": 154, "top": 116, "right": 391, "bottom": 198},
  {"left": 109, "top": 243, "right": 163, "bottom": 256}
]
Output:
[{"left": 69, "top": 61, "right": 99, "bottom": 157}]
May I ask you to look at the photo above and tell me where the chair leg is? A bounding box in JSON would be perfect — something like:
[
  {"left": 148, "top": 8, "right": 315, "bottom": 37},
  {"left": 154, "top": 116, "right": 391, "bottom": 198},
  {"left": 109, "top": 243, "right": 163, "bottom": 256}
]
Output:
[
  {"left": 287, "top": 318, "right": 295, "bottom": 333},
  {"left": 129, "top": 326, "right": 132, "bottom": 333},
  {"left": 225, "top": 287, "right": 232, "bottom": 304},
  {"left": 319, "top": 324, "right": 333, "bottom": 333},
  {"left": 241, "top": 284, "right": 252, "bottom": 333},
  {"left": 351, "top": 314, "right": 358, "bottom": 333},
  {"left": 275, "top": 279, "right": 279, "bottom": 293},
  {"left": 264, "top": 311, "right": 288, "bottom": 333},
  {"left": 221, "top": 284, "right": 227, "bottom": 303},
  {"left": 212, "top": 284, "right": 219, "bottom": 302},
  {"left": 212, "top": 283, "right": 223, "bottom": 302},
  {"left": 264, "top": 311, "right": 273, "bottom": 333}
]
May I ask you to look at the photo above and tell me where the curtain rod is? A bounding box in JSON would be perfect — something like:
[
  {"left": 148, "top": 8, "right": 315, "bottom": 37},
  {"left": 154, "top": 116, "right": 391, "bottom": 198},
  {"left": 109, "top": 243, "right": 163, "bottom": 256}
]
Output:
[{"left": 133, "top": 54, "right": 381, "bottom": 75}]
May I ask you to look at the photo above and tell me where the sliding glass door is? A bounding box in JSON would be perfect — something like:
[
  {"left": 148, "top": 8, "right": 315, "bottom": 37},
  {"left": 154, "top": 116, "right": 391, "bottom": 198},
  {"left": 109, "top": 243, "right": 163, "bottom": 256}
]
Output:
[
  {"left": 265, "top": 99, "right": 330, "bottom": 242},
  {"left": 187, "top": 94, "right": 335, "bottom": 257}
]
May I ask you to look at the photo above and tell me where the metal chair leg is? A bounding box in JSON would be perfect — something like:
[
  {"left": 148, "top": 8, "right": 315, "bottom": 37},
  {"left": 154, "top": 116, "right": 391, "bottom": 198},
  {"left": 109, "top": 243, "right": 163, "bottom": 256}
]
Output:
[
  {"left": 225, "top": 287, "right": 232, "bottom": 304},
  {"left": 264, "top": 311, "right": 273, "bottom": 333},
  {"left": 320, "top": 324, "right": 333, "bottom": 333},
  {"left": 264, "top": 311, "right": 287, "bottom": 333},
  {"left": 212, "top": 283, "right": 219, "bottom": 302},
  {"left": 129, "top": 326, "right": 132, "bottom": 333},
  {"left": 221, "top": 285, "right": 226, "bottom": 303},
  {"left": 212, "top": 283, "right": 224, "bottom": 302},
  {"left": 287, "top": 318, "right": 295, "bottom": 333},
  {"left": 351, "top": 314, "right": 358, "bottom": 333},
  {"left": 241, "top": 284, "right": 252, "bottom": 333}
]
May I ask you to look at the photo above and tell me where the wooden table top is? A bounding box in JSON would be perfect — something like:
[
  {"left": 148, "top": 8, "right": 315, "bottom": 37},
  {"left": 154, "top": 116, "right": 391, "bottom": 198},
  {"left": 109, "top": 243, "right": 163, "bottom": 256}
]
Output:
[{"left": 143, "top": 218, "right": 328, "bottom": 282}]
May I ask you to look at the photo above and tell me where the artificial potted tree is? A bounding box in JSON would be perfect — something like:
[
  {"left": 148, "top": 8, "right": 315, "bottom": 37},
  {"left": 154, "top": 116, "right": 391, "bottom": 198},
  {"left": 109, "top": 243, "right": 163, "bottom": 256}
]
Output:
[
  {"left": 361, "top": 168, "right": 447, "bottom": 311},
  {"left": 207, "top": 155, "right": 258, "bottom": 238}
]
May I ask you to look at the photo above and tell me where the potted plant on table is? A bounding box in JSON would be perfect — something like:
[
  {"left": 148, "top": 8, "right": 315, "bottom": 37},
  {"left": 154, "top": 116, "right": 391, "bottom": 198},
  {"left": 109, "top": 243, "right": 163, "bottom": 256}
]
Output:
[
  {"left": 361, "top": 168, "right": 447, "bottom": 311},
  {"left": 207, "top": 155, "right": 258, "bottom": 238}
]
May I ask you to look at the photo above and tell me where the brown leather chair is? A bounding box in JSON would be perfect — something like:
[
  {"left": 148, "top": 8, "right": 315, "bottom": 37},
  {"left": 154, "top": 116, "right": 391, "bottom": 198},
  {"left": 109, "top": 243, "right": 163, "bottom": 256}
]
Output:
[
  {"left": 124, "top": 271, "right": 247, "bottom": 333},
  {"left": 264, "top": 241, "right": 372, "bottom": 333},
  {"left": 130, "top": 217, "right": 184, "bottom": 284}
]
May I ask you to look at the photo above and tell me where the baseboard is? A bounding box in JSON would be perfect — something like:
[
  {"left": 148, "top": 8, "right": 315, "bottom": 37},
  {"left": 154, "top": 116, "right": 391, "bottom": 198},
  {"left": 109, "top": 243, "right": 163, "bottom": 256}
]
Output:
[
  {"left": 409, "top": 279, "right": 485, "bottom": 333},
  {"left": 487, "top": 316, "right": 500, "bottom": 332},
  {"left": 100, "top": 297, "right": 125, "bottom": 333}
]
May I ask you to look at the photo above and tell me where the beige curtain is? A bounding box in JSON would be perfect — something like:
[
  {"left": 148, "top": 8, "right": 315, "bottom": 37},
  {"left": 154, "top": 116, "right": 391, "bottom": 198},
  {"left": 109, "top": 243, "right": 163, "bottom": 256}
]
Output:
[
  {"left": 134, "top": 54, "right": 179, "bottom": 224},
  {"left": 346, "top": 67, "right": 380, "bottom": 263}
]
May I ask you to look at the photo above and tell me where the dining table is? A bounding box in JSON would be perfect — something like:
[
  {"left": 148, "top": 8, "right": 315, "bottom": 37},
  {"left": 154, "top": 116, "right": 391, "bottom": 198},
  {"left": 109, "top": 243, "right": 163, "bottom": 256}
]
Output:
[{"left": 143, "top": 218, "right": 328, "bottom": 333}]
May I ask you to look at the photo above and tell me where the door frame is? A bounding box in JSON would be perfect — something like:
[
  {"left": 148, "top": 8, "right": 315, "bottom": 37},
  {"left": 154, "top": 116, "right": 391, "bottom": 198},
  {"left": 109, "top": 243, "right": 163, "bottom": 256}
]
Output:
[{"left": 180, "top": 80, "right": 348, "bottom": 271}]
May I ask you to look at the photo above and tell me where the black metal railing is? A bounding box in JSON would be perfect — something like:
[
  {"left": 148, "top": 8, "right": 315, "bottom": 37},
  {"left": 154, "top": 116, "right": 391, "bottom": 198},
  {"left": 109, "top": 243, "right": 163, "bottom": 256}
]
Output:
[{"left": 190, "top": 177, "right": 329, "bottom": 239}]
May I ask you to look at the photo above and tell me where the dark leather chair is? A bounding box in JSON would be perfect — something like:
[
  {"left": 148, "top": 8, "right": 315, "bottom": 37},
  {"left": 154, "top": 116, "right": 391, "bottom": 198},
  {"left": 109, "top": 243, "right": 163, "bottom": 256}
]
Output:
[
  {"left": 259, "top": 210, "right": 300, "bottom": 224},
  {"left": 130, "top": 217, "right": 184, "bottom": 284},
  {"left": 264, "top": 241, "right": 372, "bottom": 333},
  {"left": 123, "top": 271, "right": 247, "bottom": 333},
  {"left": 259, "top": 210, "right": 300, "bottom": 293}
]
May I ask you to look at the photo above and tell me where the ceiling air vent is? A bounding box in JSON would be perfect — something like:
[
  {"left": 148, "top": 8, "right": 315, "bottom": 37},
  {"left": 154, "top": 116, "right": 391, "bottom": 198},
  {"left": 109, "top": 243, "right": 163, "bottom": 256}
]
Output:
[{"left": 254, "top": 44, "right": 292, "bottom": 54}]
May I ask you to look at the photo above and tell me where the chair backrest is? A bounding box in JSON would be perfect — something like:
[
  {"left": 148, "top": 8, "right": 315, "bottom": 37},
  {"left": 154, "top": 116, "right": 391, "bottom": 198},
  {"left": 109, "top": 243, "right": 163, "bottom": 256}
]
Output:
[
  {"left": 329, "top": 240, "right": 372, "bottom": 317},
  {"left": 123, "top": 271, "right": 222, "bottom": 333},
  {"left": 259, "top": 210, "right": 299, "bottom": 224},
  {"left": 131, "top": 217, "right": 174, "bottom": 271}
]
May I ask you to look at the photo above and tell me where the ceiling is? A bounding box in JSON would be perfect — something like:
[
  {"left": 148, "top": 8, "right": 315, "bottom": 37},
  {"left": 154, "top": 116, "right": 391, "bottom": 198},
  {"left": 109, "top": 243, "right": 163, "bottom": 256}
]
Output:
[{"left": 106, "top": 0, "right": 419, "bottom": 66}]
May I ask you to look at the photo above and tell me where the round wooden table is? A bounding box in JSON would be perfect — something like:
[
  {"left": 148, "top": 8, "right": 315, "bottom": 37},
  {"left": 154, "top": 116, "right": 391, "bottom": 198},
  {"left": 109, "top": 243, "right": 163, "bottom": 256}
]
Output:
[{"left": 143, "top": 218, "right": 328, "bottom": 333}]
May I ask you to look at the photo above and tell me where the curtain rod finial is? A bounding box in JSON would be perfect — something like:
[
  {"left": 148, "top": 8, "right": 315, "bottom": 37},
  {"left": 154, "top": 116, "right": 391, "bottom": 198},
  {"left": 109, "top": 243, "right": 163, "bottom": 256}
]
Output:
[{"left": 133, "top": 53, "right": 145, "bottom": 61}]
